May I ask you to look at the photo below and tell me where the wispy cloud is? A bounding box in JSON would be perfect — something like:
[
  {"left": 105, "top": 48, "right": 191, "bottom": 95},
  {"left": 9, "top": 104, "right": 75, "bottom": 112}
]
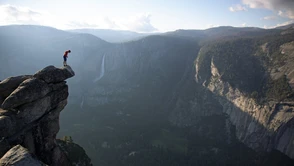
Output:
[
  {"left": 264, "top": 20, "right": 294, "bottom": 29},
  {"left": 0, "top": 4, "right": 158, "bottom": 32},
  {"left": 0, "top": 4, "right": 68, "bottom": 28},
  {"left": 103, "top": 17, "right": 119, "bottom": 29},
  {"left": 66, "top": 17, "right": 120, "bottom": 29},
  {"left": 122, "top": 13, "right": 157, "bottom": 32},
  {"left": 242, "top": 0, "right": 294, "bottom": 19},
  {"left": 0, "top": 4, "right": 43, "bottom": 25},
  {"left": 69, "top": 13, "right": 158, "bottom": 32},
  {"left": 274, "top": 20, "right": 294, "bottom": 28},
  {"left": 229, "top": 4, "right": 247, "bottom": 12},
  {"left": 66, "top": 21, "right": 99, "bottom": 29},
  {"left": 207, "top": 24, "right": 220, "bottom": 28},
  {"left": 262, "top": 15, "right": 277, "bottom": 20}
]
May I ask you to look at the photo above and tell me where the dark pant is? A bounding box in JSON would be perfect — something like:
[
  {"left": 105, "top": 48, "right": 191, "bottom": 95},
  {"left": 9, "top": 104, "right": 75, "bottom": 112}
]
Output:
[{"left": 63, "top": 56, "right": 67, "bottom": 66}]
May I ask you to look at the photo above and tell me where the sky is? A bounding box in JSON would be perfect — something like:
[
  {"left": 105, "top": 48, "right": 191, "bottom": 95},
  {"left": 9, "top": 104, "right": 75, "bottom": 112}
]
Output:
[{"left": 0, "top": 0, "right": 293, "bottom": 32}]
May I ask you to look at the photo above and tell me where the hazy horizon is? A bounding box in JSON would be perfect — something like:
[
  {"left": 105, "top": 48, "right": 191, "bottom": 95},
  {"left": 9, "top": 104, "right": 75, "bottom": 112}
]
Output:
[
  {"left": 0, "top": 0, "right": 294, "bottom": 33},
  {"left": 0, "top": 23, "right": 286, "bottom": 34}
]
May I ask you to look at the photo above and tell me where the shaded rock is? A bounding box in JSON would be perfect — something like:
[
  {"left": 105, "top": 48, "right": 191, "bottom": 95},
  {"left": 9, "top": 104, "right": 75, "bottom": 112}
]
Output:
[
  {"left": 17, "top": 96, "right": 51, "bottom": 127},
  {"left": 23, "top": 132, "right": 36, "bottom": 154},
  {"left": 16, "top": 84, "right": 68, "bottom": 128},
  {"left": 0, "top": 75, "right": 31, "bottom": 99},
  {"left": 49, "top": 81, "right": 66, "bottom": 91},
  {"left": 57, "top": 139, "right": 93, "bottom": 166},
  {"left": 0, "top": 115, "right": 16, "bottom": 138},
  {"left": 33, "top": 65, "right": 75, "bottom": 83},
  {"left": 0, "top": 138, "right": 10, "bottom": 158},
  {"left": 48, "top": 85, "right": 68, "bottom": 107},
  {"left": 51, "top": 146, "right": 71, "bottom": 166},
  {"left": 0, "top": 96, "right": 3, "bottom": 107},
  {"left": 0, "top": 108, "right": 11, "bottom": 116},
  {"left": 29, "top": 100, "right": 67, "bottom": 165},
  {"left": 41, "top": 107, "right": 62, "bottom": 151},
  {"left": 1, "top": 78, "right": 51, "bottom": 110},
  {"left": 276, "top": 118, "right": 294, "bottom": 159},
  {"left": 0, "top": 145, "right": 46, "bottom": 166},
  {"left": 44, "top": 100, "right": 67, "bottom": 135}
]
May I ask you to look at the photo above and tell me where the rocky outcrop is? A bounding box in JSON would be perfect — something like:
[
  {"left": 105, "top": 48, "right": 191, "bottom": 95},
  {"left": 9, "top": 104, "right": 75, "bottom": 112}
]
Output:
[
  {"left": 57, "top": 139, "right": 92, "bottom": 166},
  {"left": 0, "top": 65, "right": 92, "bottom": 165},
  {"left": 195, "top": 49, "right": 294, "bottom": 159},
  {"left": 0, "top": 75, "right": 31, "bottom": 105},
  {"left": 0, "top": 145, "right": 46, "bottom": 166}
]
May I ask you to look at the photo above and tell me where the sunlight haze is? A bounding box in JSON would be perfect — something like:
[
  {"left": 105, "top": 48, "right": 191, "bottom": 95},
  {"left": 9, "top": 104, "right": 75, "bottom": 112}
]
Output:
[{"left": 0, "top": 0, "right": 293, "bottom": 32}]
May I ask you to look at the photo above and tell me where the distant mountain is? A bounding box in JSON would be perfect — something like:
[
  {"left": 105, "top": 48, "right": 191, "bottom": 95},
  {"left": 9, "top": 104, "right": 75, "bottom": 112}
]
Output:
[
  {"left": 164, "top": 26, "right": 281, "bottom": 41},
  {"left": 69, "top": 29, "right": 158, "bottom": 43},
  {"left": 275, "top": 23, "right": 294, "bottom": 30},
  {"left": 0, "top": 25, "right": 110, "bottom": 79},
  {"left": 0, "top": 25, "right": 68, "bottom": 37}
]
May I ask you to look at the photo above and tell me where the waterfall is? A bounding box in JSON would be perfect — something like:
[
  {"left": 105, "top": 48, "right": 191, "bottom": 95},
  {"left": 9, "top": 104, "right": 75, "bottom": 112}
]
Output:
[
  {"left": 80, "top": 96, "right": 84, "bottom": 109},
  {"left": 93, "top": 54, "right": 106, "bottom": 82}
]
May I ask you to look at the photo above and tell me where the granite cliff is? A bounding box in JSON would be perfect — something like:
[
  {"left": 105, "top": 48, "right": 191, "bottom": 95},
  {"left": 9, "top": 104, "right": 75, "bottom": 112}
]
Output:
[
  {"left": 0, "top": 66, "right": 92, "bottom": 166},
  {"left": 195, "top": 37, "right": 294, "bottom": 159}
]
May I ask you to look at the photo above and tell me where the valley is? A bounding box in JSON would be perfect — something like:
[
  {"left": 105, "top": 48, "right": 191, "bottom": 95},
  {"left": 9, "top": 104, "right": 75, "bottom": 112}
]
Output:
[{"left": 1, "top": 25, "right": 294, "bottom": 165}]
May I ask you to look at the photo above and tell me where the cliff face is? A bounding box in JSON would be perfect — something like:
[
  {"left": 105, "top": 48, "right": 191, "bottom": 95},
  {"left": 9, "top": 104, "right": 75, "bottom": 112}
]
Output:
[
  {"left": 70, "top": 36, "right": 199, "bottom": 108},
  {"left": 195, "top": 39, "right": 294, "bottom": 159},
  {"left": 0, "top": 66, "right": 91, "bottom": 166}
]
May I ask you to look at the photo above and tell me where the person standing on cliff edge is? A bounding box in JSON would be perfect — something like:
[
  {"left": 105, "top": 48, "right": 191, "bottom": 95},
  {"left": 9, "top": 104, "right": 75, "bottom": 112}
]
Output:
[{"left": 63, "top": 50, "right": 71, "bottom": 66}]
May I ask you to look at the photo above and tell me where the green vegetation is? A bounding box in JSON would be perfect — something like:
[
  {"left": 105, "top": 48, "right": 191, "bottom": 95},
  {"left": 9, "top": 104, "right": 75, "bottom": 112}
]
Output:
[
  {"left": 196, "top": 30, "right": 294, "bottom": 103},
  {"left": 61, "top": 136, "right": 74, "bottom": 143},
  {"left": 58, "top": 137, "right": 93, "bottom": 166},
  {"left": 60, "top": 101, "right": 294, "bottom": 166},
  {"left": 197, "top": 38, "right": 265, "bottom": 94},
  {"left": 151, "top": 129, "right": 188, "bottom": 153},
  {"left": 265, "top": 75, "right": 293, "bottom": 101}
]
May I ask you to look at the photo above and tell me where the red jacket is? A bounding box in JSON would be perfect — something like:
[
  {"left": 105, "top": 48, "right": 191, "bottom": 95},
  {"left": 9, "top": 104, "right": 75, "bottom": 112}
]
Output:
[{"left": 64, "top": 50, "right": 70, "bottom": 58}]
